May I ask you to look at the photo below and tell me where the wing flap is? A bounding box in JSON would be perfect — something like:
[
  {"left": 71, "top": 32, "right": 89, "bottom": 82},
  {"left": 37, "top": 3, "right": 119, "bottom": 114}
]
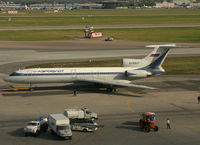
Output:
[{"left": 77, "top": 78, "right": 159, "bottom": 90}]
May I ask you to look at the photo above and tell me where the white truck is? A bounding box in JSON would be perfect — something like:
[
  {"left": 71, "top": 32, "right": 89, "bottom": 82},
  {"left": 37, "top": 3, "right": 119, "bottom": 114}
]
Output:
[
  {"left": 24, "top": 116, "right": 48, "bottom": 137},
  {"left": 48, "top": 114, "right": 72, "bottom": 140},
  {"left": 64, "top": 108, "right": 98, "bottom": 120}
]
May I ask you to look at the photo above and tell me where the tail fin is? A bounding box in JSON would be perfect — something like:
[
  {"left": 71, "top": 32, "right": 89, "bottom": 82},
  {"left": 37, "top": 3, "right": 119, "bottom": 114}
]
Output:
[
  {"left": 144, "top": 44, "right": 175, "bottom": 69},
  {"left": 122, "top": 44, "right": 189, "bottom": 69}
]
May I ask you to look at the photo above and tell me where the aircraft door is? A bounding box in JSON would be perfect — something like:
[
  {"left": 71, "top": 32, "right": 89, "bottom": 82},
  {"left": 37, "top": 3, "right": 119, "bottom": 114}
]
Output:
[
  {"left": 91, "top": 70, "right": 96, "bottom": 80},
  {"left": 71, "top": 69, "right": 77, "bottom": 79},
  {"left": 27, "top": 69, "right": 32, "bottom": 84},
  {"left": 93, "top": 70, "right": 100, "bottom": 79}
]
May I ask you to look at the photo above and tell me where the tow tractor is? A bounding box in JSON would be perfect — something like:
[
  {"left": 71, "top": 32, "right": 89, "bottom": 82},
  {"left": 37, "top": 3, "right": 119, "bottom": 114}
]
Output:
[{"left": 139, "top": 112, "right": 158, "bottom": 132}]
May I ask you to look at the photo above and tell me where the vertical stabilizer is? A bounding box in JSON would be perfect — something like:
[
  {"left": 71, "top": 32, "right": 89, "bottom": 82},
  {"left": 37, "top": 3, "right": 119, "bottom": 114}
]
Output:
[
  {"left": 144, "top": 44, "right": 176, "bottom": 69},
  {"left": 122, "top": 44, "right": 190, "bottom": 70}
]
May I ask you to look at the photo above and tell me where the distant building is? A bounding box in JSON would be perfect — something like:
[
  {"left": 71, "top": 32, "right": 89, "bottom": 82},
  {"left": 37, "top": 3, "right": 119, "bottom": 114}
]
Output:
[
  {"left": 65, "top": 3, "right": 77, "bottom": 10},
  {"left": 189, "top": 2, "right": 200, "bottom": 8},
  {"left": 30, "top": 3, "right": 52, "bottom": 10},
  {"left": 100, "top": 1, "right": 129, "bottom": 9},
  {"left": 29, "top": 3, "right": 65, "bottom": 10},
  {"left": 76, "top": 3, "right": 102, "bottom": 9},
  {"left": 173, "top": 0, "right": 191, "bottom": 5},
  {"left": 191, "top": 0, "right": 198, "bottom": 2},
  {"left": 0, "top": 2, "right": 21, "bottom": 10},
  {"left": 156, "top": 0, "right": 175, "bottom": 8}
]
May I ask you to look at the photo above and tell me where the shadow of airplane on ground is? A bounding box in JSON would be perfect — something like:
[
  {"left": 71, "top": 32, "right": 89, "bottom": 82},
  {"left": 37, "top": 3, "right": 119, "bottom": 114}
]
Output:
[{"left": 1, "top": 83, "right": 146, "bottom": 98}]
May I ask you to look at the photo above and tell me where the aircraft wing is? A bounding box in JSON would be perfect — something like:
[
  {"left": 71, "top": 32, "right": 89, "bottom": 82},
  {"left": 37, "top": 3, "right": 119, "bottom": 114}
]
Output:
[{"left": 77, "top": 78, "right": 159, "bottom": 90}]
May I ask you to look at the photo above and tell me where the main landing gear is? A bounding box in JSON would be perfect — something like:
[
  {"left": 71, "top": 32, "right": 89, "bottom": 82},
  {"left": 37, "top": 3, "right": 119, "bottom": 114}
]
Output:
[
  {"left": 29, "top": 83, "right": 33, "bottom": 91},
  {"left": 106, "top": 88, "right": 118, "bottom": 92}
]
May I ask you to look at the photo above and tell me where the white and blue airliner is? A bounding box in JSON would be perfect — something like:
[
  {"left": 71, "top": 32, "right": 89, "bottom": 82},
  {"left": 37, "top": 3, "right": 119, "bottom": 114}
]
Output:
[{"left": 4, "top": 44, "right": 188, "bottom": 91}]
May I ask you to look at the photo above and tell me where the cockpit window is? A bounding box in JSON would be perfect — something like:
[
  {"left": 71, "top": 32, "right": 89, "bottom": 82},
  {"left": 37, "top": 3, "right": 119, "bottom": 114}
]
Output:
[{"left": 9, "top": 72, "right": 17, "bottom": 76}]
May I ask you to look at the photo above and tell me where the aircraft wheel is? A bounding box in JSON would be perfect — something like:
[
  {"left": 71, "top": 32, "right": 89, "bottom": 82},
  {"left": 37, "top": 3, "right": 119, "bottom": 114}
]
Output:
[
  {"left": 145, "top": 126, "right": 150, "bottom": 132},
  {"left": 34, "top": 131, "right": 39, "bottom": 137},
  {"left": 107, "top": 88, "right": 113, "bottom": 92},
  {"left": 69, "top": 136, "right": 72, "bottom": 140},
  {"left": 154, "top": 126, "right": 159, "bottom": 131},
  {"left": 83, "top": 128, "right": 88, "bottom": 132},
  {"left": 139, "top": 121, "right": 144, "bottom": 129}
]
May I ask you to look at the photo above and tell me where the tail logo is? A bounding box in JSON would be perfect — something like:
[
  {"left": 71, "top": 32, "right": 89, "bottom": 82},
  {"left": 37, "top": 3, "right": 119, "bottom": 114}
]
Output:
[{"left": 150, "top": 54, "right": 160, "bottom": 57}]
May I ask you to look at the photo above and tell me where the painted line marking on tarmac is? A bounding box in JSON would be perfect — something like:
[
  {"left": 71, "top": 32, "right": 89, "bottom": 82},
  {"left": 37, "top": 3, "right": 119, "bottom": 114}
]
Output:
[
  {"left": 0, "top": 88, "right": 30, "bottom": 91},
  {"left": 126, "top": 97, "right": 135, "bottom": 113}
]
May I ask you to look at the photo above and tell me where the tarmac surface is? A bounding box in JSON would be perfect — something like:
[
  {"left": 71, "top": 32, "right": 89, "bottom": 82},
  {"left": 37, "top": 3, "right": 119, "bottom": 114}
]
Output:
[
  {"left": 0, "top": 23, "right": 200, "bottom": 31},
  {"left": 0, "top": 40, "right": 200, "bottom": 145}
]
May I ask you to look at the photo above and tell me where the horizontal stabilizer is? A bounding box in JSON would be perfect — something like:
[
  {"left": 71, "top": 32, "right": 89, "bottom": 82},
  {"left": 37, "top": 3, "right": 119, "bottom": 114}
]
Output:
[{"left": 146, "top": 44, "right": 191, "bottom": 49}]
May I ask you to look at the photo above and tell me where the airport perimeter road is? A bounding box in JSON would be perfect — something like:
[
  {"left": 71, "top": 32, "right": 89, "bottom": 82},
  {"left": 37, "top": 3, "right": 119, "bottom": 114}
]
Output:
[
  {"left": 0, "top": 23, "right": 200, "bottom": 31},
  {"left": 0, "top": 75, "right": 200, "bottom": 145}
]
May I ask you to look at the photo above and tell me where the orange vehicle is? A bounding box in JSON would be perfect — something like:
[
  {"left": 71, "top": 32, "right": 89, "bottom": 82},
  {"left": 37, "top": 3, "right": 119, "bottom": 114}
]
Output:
[
  {"left": 84, "top": 26, "right": 102, "bottom": 39},
  {"left": 139, "top": 112, "right": 158, "bottom": 132}
]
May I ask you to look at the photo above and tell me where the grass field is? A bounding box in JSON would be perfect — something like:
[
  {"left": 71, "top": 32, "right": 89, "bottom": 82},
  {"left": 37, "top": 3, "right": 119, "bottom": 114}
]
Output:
[
  {"left": 26, "top": 56, "right": 200, "bottom": 75},
  {"left": 164, "top": 56, "right": 200, "bottom": 75},
  {"left": 1, "top": 9, "right": 200, "bottom": 16},
  {"left": 0, "top": 9, "right": 199, "bottom": 42},
  {"left": 0, "top": 15, "right": 199, "bottom": 27},
  {"left": 0, "top": 27, "right": 200, "bottom": 42}
]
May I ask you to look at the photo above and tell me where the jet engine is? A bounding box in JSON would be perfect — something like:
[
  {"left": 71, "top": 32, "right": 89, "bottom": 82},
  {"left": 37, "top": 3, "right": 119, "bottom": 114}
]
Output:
[{"left": 125, "top": 70, "right": 152, "bottom": 78}]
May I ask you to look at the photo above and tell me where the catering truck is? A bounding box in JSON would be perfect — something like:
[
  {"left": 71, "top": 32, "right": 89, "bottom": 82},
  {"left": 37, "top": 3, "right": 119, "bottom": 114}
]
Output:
[
  {"left": 48, "top": 114, "right": 72, "bottom": 140},
  {"left": 24, "top": 116, "right": 48, "bottom": 137},
  {"left": 64, "top": 108, "right": 97, "bottom": 120}
]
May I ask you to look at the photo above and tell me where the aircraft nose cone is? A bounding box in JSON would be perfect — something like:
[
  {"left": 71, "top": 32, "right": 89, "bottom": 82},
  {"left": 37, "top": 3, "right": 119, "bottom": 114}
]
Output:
[{"left": 3, "top": 76, "right": 11, "bottom": 82}]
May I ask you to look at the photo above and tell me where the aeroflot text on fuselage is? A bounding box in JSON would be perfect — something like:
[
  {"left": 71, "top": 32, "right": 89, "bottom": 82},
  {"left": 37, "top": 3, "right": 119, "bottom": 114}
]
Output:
[{"left": 35, "top": 70, "right": 64, "bottom": 73}]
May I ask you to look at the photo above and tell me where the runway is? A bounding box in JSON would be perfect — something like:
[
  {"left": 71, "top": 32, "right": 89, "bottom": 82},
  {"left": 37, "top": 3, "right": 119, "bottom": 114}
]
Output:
[
  {"left": 0, "top": 40, "right": 200, "bottom": 145},
  {"left": 0, "top": 23, "right": 200, "bottom": 31}
]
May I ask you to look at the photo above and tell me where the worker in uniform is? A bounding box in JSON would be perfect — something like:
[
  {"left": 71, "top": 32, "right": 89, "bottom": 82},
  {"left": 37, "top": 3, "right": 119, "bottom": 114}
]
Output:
[
  {"left": 73, "top": 90, "right": 77, "bottom": 96},
  {"left": 198, "top": 96, "right": 200, "bottom": 104},
  {"left": 166, "top": 118, "right": 171, "bottom": 129}
]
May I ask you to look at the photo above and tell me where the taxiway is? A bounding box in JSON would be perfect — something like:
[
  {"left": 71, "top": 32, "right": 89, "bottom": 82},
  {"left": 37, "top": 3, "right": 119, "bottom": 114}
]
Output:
[{"left": 0, "top": 40, "right": 200, "bottom": 145}]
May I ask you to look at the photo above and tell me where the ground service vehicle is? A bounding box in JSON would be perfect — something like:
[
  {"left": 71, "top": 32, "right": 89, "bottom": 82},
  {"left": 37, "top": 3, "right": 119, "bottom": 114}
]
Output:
[
  {"left": 64, "top": 108, "right": 98, "bottom": 120},
  {"left": 24, "top": 116, "right": 48, "bottom": 136},
  {"left": 139, "top": 112, "right": 159, "bottom": 132},
  {"left": 71, "top": 119, "right": 99, "bottom": 132},
  {"left": 105, "top": 37, "right": 114, "bottom": 41},
  {"left": 84, "top": 26, "right": 102, "bottom": 38},
  {"left": 48, "top": 114, "right": 72, "bottom": 140}
]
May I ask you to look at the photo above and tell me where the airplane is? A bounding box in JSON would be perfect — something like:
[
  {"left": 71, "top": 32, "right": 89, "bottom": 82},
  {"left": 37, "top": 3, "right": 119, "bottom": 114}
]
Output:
[{"left": 3, "top": 44, "right": 188, "bottom": 92}]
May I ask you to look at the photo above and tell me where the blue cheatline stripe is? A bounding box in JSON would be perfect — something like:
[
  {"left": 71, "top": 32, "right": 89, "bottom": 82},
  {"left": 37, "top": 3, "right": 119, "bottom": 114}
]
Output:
[
  {"left": 12, "top": 72, "right": 124, "bottom": 76},
  {"left": 127, "top": 73, "right": 136, "bottom": 75}
]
